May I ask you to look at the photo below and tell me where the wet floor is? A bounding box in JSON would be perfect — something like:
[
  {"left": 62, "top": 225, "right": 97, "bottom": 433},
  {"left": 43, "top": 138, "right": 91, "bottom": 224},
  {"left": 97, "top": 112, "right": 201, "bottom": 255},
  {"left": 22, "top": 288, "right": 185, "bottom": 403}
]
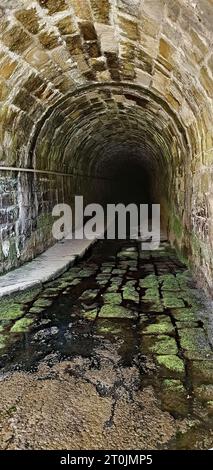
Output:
[{"left": 0, "top": 239, "right": 213, "bottom": 450}]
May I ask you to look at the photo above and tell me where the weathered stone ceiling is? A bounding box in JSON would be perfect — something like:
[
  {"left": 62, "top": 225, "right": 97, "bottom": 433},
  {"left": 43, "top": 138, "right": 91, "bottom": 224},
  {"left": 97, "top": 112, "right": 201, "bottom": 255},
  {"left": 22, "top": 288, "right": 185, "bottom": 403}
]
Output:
[
  {"left": 0, "top": 0, "right": 212, "bottom": 291},
  {"left": 0, "top": 0, "right": 212, "bottom": 172}
]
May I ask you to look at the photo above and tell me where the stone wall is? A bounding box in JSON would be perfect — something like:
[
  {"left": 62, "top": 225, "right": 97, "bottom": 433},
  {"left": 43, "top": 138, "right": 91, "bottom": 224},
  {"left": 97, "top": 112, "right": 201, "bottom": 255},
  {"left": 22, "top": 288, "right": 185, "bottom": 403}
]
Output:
[{"left": 0, "top": 0, "right": 212, "bottom": 295}]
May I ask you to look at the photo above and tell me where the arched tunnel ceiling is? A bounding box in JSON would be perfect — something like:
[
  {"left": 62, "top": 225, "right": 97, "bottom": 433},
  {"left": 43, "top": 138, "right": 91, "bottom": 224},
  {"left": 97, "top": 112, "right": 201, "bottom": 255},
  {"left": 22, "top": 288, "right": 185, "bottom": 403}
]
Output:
[
  {"left": 0, "top": 0, "right": 212, "bottom": 173},
  {"left": 0, "top": 0, "right": 212, "bottom": 292}
]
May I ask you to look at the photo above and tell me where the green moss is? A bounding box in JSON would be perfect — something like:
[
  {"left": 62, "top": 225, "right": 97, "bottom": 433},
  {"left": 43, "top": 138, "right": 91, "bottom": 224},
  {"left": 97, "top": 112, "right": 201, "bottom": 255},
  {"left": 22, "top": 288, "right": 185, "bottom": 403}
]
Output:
[
  {"left": 163, "top": 293, "right": 185, "bottom": 309},
  {"left": 82, "top": 309, "right": 98, "bottom": 320},
  {"left": 28, "top": 306, "right": 46, "bottom": 314},
  {"left": 0, "top": 303, "right": 23, "bottom": 320},
  {"left": 140, "top": 275, "right": 158, "bottom": 288},
  {"left": 112, "top": 269, "right": 126, "bottom": 275},
  {"left": 163, "top": 378, "right": 185, "bottom": 392},
  {"left": 143, "top": 322, "right": 174, "bottom": 335},
  {"left": 156, "top": 355, "right": 185, "bottom": 375},
  {"left": 118, "top": 250, "right": 138, "bottom": 260},
  {"left": 147, "top": 335, "right": 178, "bottom": 355},
  {"left": 79, "top": 289, "right": 99, "bottom": 301},
  {"left": 0, "top": 334, "right": 7, "bottom": 349},
  {"left": 99, "top": 305, "right": 136, "bottom": 319},
  {"left": 143, "top": 288, "right": 160, "bottom": 302},
  {"left": 10, "top": 288, "right": 41, "bottom": 305},
  {"left": 147, "top": 301, "right": 164, "bottom": 313},
  {"left": 10, "top": 317, "right": 33, "bottom": 333},
  {"left": 70, "top": 279, "right": 81, "bottom": 286},
  {"left": 32, "top": 298, "right": 53, "bottom": 308},
  {"left": 103, "top": 292, "right": 122, "bottom": 305},
  {"left": 159, "top": 274, "right": 180, "bottom": 291},
  {"left": 101, "top": 267, "right": 112, "bottom": 274},
  {"left": 161, "top": 378, "right": 189, "bottom": 416},
  {"left": 171, "top": 308, "right": 196, "bottom": 322},
  {"left": 106, "top": 285, "right": 118, "bottom": 292},
  {"left": 97, "top": 321, "right": 122, "bottom": 335},
  {"left": 179, "top": 328, "right": 212, "bottom": 356},
  {"left": 122, "top": 286, "right": 139, "bottom": 303},
  {"left": 172, "top": 215, "right": 183, "bottom": 240}
]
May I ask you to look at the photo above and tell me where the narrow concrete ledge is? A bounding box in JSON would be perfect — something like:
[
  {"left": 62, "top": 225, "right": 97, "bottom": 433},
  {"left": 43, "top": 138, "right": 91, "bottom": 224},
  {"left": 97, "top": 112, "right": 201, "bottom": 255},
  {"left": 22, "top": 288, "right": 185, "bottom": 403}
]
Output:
[{"left": 0, "top": 238, "right": 95, "bottom": 299}]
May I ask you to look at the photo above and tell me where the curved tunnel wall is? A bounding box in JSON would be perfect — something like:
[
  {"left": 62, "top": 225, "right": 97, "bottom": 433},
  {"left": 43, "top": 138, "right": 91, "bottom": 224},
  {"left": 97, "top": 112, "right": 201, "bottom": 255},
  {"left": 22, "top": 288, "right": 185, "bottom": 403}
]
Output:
[{"left": 0, "top": 0, "right": 212, "bottom": 295}]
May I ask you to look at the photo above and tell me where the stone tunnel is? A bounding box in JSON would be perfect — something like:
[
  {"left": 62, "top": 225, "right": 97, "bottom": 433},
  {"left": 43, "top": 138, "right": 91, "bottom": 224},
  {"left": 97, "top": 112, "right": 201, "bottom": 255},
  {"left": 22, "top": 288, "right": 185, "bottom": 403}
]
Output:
[{"left": 0, "top": 0, "right": 212, "bottom": 296}]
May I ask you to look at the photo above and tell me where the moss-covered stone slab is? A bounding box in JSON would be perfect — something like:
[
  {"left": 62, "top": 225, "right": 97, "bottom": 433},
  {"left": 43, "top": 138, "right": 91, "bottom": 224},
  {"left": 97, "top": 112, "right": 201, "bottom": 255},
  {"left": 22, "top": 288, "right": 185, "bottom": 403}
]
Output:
[
  {"left": 163, "top": 294, "right": 185, "bottom": 309},
  {"left": 96, "top": 274, "right": 111, "bottom": 282},
  {"left": 117, "top": 251, "right": 138, "bottom": 260},
  {"left": 179, "top": 328, "right": 212, "bottom": 357},
  {"left": 188, "top": 360, "right": 213, "bottom": 384},
  {"left": 0, "top": 303, "right": 24, "bottom": 321},
  {"left": 171, "top": 308, "right": 197, "bottom": 322},
  {"left": 60, "top": 272, "right": 78, "bottom": 282},
  {"left": 32, "top": 299, "right": 53, "bottom": 309},
  {"left": 145, "top": 301, "right": 164, "bottom": 313},
  {"left": 143, "top": 288, "right": 160, "bottom": 302},
  {"left": 96, "top": 320, "right": 124, "bottom": 336},
  {"left": 101, "top": 267, "right": 112, "bottom": 274},
  {"left": 140, "top": 274, "right": 158, "bottom": 288},
  {"left": 79, "top": 289, "right": 99, "bottom": 301},
  {"left": 109, "top": 276, "right": 123, "bottom": 285},
  {"left": 98, "top": 305, "right": 136, "bottom": 319},
  {"left": 78, "top": 269, "right": 96, "bottom": 278},
  {"left": 11, "top": 288, "right": 41, "bottom": 305},
  {"left": 112, "top": 268, "right": 126, "bottom": 275},
  {"left": 105, "top": 285, "right": 118, "bottom": 292},
  {"left": 123, "top": 291, "right": 140, "bottom": 303},
  {"left": 159, "top": 274, "right": 180, "bottom": 291},
  {"left": 70, "top": 279, "right": 82, "bottom": 286},
  {"left": 161, "top": 379, "right": 189, "bottom": 416},
  {"left": 176, "top": 271, "right": 191, "bottom": 288},
  {"left": 156, "top": 355, "right": 185, "bottom": 378},
  {"left": 28, "top": 306, "right": 46, "bottom": 315},
  {"left": 103, "top": 292, "right": 122, "bottom": 305},
  {"left": 82, "top": 309, "right": 98, "bottom": 321},
  {"left": 122, "top": 286, "right": 139, "bottom": 303},
  {"left": 143, "top": 322, "right": 175, "bottom": 335},
  {"left": 10, "top": 317, "right": 34, "bottom": 333},
  {"left": 143, "top": 335, "right": 178, "bottom": 355}
]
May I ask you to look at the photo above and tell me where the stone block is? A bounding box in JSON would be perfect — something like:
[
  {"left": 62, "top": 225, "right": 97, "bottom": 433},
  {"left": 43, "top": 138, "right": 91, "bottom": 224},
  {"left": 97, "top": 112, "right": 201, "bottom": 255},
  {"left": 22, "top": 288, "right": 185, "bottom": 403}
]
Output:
[
  {"left": 15, "top": 8, "right": 40, "bottom": 35},
  {"left": 79, "top": 21, "right": 97, "bottom": 41},
  {"left": 118, "top": 15, "right": 139, "bottom": 41},
  {"left": 38, "top": 0, "right": 67, "bottom": 15},
  {"left": 57, "top": 16, "right": 77, "bottom": 35},
  {"left": 95, "top": 24, "right": 118, "bottom": 53},
  {"left": 2, "top": 25, "right": 32, "bottom": 54},
  {"left": 90, "top": 0, "right": 110, "bottom": 24}
]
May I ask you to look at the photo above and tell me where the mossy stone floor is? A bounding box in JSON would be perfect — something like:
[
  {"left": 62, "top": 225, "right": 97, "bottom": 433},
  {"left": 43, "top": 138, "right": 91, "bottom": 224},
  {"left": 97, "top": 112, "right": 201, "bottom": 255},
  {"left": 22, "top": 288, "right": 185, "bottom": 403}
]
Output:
[{"left": 0, "top": 240, "right": 212, "bottom": 450}]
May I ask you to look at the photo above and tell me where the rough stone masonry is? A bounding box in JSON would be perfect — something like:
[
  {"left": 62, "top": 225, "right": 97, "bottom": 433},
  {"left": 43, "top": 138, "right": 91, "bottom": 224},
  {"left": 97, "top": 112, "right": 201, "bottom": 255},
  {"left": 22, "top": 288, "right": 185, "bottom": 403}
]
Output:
[{"left": 0, "top": 0, "right": 212, "bottom": 296}]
